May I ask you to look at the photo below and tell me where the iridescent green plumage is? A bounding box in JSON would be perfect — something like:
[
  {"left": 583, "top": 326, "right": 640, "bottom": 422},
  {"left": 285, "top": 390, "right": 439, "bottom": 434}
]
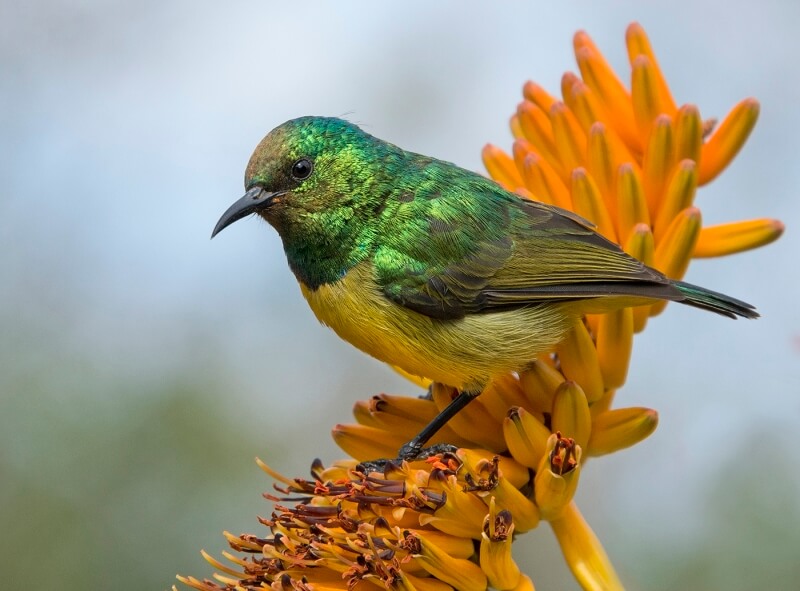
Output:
[
  {"left": 213, "top": 116, "right": 756, "bottom": 457},
  {"left": 233, "top": 116, "right": 754, "bottom": 320}
]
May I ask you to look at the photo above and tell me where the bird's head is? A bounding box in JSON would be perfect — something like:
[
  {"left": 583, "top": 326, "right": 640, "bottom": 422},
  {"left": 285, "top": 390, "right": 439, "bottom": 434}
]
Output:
[{"left": 212, "top": 116, "right": 384, "bottom": 239}]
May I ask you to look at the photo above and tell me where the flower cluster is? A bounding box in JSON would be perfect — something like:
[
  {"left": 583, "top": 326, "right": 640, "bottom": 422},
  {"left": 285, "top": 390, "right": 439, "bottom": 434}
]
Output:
[{"left": 177, "top": 23, "right": 782, "bottom": 591}]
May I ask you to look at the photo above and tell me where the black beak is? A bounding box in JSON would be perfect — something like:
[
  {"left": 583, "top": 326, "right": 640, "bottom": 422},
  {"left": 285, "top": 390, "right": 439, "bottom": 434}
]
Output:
[{"left": 211, "top": 187, "right": 283, "bottom": 238}]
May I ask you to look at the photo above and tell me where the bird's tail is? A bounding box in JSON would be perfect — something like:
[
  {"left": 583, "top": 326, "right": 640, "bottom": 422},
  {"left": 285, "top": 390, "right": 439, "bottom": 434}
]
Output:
[{"left": 674, "top": 280, "right": 759, "bottom": 319}]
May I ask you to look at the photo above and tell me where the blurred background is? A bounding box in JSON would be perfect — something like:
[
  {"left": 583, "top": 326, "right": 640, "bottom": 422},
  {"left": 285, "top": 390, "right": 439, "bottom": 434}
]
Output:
[{"left": 2, "top": 1, "right": 799, "bottom": 589}]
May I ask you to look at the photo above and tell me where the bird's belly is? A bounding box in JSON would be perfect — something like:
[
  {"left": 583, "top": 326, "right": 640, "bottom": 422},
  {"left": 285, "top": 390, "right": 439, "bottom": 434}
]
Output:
[{"left": 299, "top": 262, "right": 576, "bottom": 390}]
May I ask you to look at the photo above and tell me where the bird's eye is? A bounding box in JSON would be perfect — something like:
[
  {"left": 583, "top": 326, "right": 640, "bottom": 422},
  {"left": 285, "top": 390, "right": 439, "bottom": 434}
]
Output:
[{"left": 291, "top": 158, "right": 314, "bottom": 180}]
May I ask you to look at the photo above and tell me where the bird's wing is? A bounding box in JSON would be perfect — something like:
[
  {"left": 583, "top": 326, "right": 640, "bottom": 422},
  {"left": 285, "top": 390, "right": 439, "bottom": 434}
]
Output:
[{"left": 375, "top": 177, "right": 675, "bottom": 320}]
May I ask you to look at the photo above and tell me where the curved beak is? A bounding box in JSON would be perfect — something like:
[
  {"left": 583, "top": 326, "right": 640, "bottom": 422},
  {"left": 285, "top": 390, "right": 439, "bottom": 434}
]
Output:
[{"left": 211, "top": 187, "right": 283, "bottom": 238}]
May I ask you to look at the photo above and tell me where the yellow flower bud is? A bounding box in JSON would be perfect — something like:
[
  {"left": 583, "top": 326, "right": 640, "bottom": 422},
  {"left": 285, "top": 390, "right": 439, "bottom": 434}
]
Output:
[
  {"left": 519, "top": 359, "right": 564, "bottom": 414},
  {"left": 641, "top": 114, "right": 674, "bottom": 213},
  {"left": 419, "top": 474, "right": 489, "bottom": 539},
  {"left": 331, "top": 423, "right": 405, "bottom": 461},
  {"left": 555, "top": 322, "right": 604, "bottom": 403},
  {"left": 551, "top": 381, "right": 591, "bottom": 450},
  {"left": 588, "top": 407, "right": 658, "bottom": 456},
  {"left": 571, "top": 167, "right": 616, "bottom": 241},
  {"left": 483, "top": 143, "right": 524, "bottom": 191},
  {"left": 549, "top": 502, "right": 624, "bottom": 591},
  {"left": 503, "top": 406, "right": 551, "bottom": 470},
  {"left": 698, "top": 97, "right": 759, "bottom": 185},
  {"left": 694, "top": 218, "right": 784, "bottom": 258},
  {"left": 595, "top": 307, "right": 633, "bottom": 389}
]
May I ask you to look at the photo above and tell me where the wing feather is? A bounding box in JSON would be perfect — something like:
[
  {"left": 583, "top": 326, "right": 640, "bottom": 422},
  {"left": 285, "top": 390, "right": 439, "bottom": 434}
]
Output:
[{"left": 375, "top": 169, "right": 679, "bottom": 320}]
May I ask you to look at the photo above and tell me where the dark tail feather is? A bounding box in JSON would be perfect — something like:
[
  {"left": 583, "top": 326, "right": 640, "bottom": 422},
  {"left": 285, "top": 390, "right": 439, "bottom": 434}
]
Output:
[{"left": 674, "top": 280, "right": 759, "bottom": 319}]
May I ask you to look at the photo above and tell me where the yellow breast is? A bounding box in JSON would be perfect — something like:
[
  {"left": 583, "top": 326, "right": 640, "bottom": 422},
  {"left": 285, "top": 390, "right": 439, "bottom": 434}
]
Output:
[{"left": 299, "top": 261, "right": 577, "bottom": 391}]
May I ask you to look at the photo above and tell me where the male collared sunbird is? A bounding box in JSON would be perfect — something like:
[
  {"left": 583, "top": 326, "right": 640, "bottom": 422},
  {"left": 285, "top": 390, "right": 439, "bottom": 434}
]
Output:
[{"left": 213, "top": 116, "right": 757, "bottom": 459}]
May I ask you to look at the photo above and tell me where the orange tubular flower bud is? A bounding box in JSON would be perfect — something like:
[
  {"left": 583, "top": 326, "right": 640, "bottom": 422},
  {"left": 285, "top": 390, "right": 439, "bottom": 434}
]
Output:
[
  {"left": 571, "top": 167, "right": 617, "bottom": 241},
  {"left": 588, "top": 406, "right": 659, "bottom": 456},
  {"left": 482, "top": 144, "right": 524, "bottom": 191},
  {"left": 569, "top": 79, "right": 607, "bottom": 134},
  {"left": 651, "top": 206, "right": 702, "bottom": 315},
  {"left": 573, "top": 35, "right": 640, "bottom": 155},
  {"left": 555, "top": 321, "right": 604, "bottom": 403},
  {"left": 551, "top": 382, "right": 592, "bottom": 450},
  {"left": 560, "top": 72, "right": 581, "bottom": 111},
  {"left": 654, "top": 159, "right": 698, "bottom": 240},
  {"left": 490, "top": 478, "right": 541, "bottom": 533},
  {"left": 596, "top": 307, "right": 634, "bottom": 389},
  {"left": 357, "top": 394, "right": 473, "bottom": 449},
  {"left": 522, "top": 152, "right": 572, "bottom": 210},
  {"left": 419, "top": 474, "right": 490, "bottom": 540},
  {"left": 512, "top": 138, "right": 535, "bottom": 173},
  {"left": 430, "top": 384, "right": 506, "bottom": 451},
  {"left": 623, "top": 223, "right": 655, "bottom": 332},
  {"left": 641, "top": 114, "right": 674, "bottom": 214},
  {"left": 626, "top": 22, "right": 676, "bottom": 117},
  {"left": 479, "top": 377, "right": 525, "bottom": 425},
  {"left": 331, "top": 423, "right": 405, "bottom": 461},
  {"left": 694, "top": 218, "right": 785, "bottom": 258},
  {"left": 672, "top": 104, "right": 703, "bottom": 165},
  {"left": 549, "top": 502, "right": 624, "bottom": 591},
  {"left": 550, "top": 102, "right": 587, "bottom": 174},
  {"left": 485, "top": 374, "right": 531, "bottom": 418},
  {"left": 654, "top": 206, "right": 702, "bottom": 279},
  {"left": 631, "top": 55, "right": 671, "bottom": 140},
  {"left": 522, "top": 81, "right": 558, "bottom": 113},
  {"left": 355, "top": 394, "right": 442, "bottom": 439},
  {"left": 586, "top": 123, "right": 617, "bottom": 209},
  {"left": 510, "top": 113, "right": 524, "bottom": 139},
  {"left": 587, "top": 122, "right": 640, "bottom": 221},
  {"left": 698, "top": 98, "right": 760, "bottom": 185},
  {"left": 503, "top": 406, "right": 551, "bottom": 470},
  {"left": 616, "top": 162, "right": 650, "bottom": 240},
  {"left": 517, "top": 101, "right": 561, "bottom": 171},
  {"left": 519, "top": 358, "right": 565, "bottom": 414}
]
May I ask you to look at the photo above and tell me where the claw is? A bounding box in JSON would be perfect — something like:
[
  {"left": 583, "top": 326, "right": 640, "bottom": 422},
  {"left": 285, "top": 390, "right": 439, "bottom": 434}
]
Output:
[{"left": 355, "top": 443, "right": 460, "bottom": 475}]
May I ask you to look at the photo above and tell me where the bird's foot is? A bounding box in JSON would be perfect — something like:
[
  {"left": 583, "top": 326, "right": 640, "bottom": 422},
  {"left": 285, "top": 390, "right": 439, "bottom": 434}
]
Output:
[
  {"left": 398, "top": 440, "right": 424, "bottom": 461},
  {"left": 355, "top": 443, "right": 459, "bottom": 475},
  {"left": 355, "top": 458, "right": 401, "bottom": 475},
  {"left": 399, "top": 441, "right": 458, "bottom": 461}
]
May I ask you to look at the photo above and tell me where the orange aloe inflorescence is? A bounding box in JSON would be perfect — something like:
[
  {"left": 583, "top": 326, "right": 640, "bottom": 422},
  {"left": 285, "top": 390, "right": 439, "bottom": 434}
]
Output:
[{"left": 177, "top": 23, "right": 782, "bottom": 591}]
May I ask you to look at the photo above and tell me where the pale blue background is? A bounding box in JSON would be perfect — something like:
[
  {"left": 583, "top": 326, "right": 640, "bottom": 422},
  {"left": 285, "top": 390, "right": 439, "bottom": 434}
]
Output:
[{"left": 2, "top": 1, "right": 799, "bottom": 589}]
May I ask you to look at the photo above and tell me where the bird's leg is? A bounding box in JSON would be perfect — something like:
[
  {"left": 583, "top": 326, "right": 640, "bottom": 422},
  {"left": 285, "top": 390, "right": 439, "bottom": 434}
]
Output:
[
  {"left": 355, "top": 388, "right": 481, "bottom": 474},
  {"left": 397, "top": 388, "right": 481, "bottom": 460}
]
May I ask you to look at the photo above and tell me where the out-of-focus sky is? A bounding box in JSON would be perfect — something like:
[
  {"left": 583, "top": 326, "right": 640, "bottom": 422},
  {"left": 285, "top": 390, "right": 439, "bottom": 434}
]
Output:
[{"left": 2, "top": 1, "right": 799, "bottom": 590}]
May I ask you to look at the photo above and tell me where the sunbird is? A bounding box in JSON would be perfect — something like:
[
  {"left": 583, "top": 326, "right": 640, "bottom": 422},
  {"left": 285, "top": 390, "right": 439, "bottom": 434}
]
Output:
[{"left": 213, "top": 116, "right": 757, "bottom": 459}]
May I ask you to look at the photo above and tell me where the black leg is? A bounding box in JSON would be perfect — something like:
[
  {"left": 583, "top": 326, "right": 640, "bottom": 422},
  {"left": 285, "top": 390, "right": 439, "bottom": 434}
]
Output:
[{"left": 397, "top": 389, "right": 482, "bottom": 460}]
